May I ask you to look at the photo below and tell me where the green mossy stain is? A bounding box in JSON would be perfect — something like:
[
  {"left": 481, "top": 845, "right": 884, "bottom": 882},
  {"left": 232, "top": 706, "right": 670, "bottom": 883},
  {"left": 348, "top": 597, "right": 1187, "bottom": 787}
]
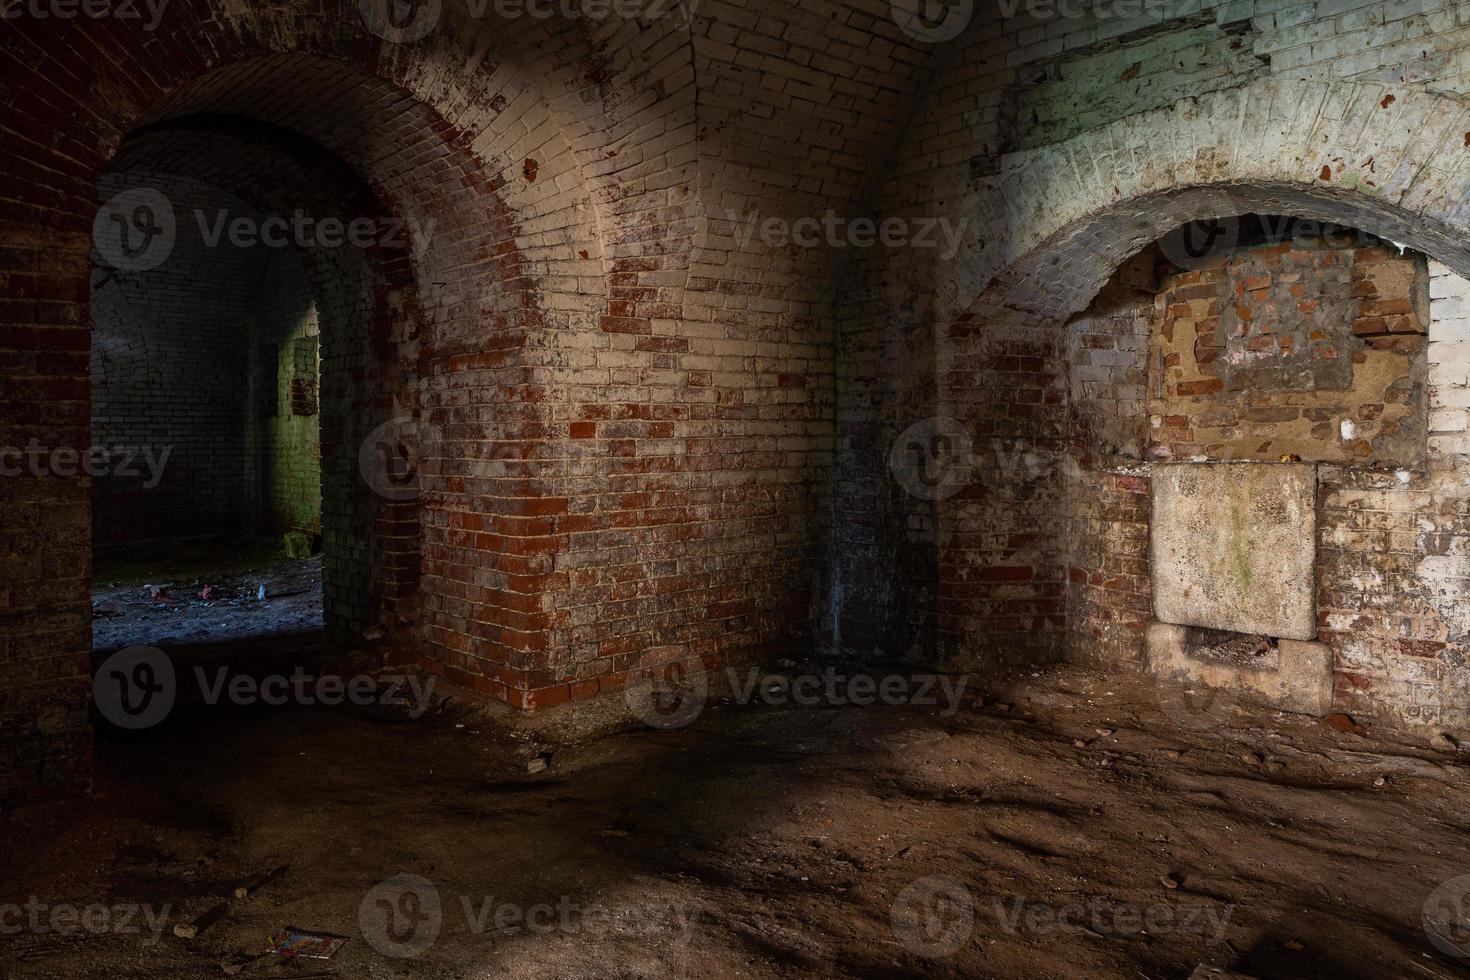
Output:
[{"left": 1228, "top": 500, "right": 1253, "bottom": 591}]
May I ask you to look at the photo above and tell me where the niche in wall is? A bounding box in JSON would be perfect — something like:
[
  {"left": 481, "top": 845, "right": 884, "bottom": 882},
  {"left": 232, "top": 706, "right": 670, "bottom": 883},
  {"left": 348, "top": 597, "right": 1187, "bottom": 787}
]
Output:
[{"left": 1140, "top": 220, "right": 1430, "bottom": 717}]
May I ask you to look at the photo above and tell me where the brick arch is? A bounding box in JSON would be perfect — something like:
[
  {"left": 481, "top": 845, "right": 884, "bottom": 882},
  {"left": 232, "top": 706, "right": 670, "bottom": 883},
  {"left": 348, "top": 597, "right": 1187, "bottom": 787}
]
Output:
[
  {"left": 1, "top": 3, "right": 673, "bottom": 800},
  {"left": 951, "top": 78, "right": 1470, "bottom": 324},
  {"left": 909, "top": 78, "right": 1470, "bottom": 676},
  {"left": 835, "top": 78, "right": 1470, "bottom": 675}
]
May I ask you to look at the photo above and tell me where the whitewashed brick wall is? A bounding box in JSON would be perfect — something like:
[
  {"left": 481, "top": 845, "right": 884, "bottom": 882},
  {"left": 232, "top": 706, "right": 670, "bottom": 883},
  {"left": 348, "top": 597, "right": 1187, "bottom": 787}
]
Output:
[{"left": 1428, "top": 260, "right": 1470, "bottom": 457}]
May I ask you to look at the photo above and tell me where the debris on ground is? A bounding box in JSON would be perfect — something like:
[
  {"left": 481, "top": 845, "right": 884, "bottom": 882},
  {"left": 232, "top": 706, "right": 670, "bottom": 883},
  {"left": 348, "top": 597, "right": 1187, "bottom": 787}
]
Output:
[
  {"left": 233, "top": 864, "right": 288, "bottom": 900},
  {"left": 266, "top": 927, "right": 347, "bottom": 960},
  {"left": 91, "top": 547, "right": 323, "bottom": 651},
  {"left": 9, "top": 664, "right": 1470, "bottom": 977},
  {"left": 174, "top": 901, "right": 230, "bottom": 939}
]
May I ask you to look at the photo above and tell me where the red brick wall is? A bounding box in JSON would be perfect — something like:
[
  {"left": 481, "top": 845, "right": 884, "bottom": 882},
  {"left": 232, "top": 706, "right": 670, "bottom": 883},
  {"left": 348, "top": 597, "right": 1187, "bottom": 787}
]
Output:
[
  {"left": 0, "top": 3, "right": 845, "bottom": 800},
  {"left": 1148, "top": 237, "right": 1427, "bottom": 465},
  {"left": 90, "top": 173, "right": 267, "bottom": 549}
]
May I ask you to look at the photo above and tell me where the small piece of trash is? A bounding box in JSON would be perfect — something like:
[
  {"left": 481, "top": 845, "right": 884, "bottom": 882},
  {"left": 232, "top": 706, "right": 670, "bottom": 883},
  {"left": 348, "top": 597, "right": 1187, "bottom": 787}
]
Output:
[
  {"left": 257, "top": 584, "right": 267, "bottom": 601},
  {"left": 174, "top": 901, "right": 229, "bottom": 939},
  {"left": 198, "top": 586, "right": 214, "bottom": 601},
  {"left": 267, "top": 926, "right": 348, "bottom": 959},
  {"left": 1160, "top": 873, "right": 1179, "bottom": 890},
  {"left": 234, "top": 864, "right": 288, "bottom": 900}
]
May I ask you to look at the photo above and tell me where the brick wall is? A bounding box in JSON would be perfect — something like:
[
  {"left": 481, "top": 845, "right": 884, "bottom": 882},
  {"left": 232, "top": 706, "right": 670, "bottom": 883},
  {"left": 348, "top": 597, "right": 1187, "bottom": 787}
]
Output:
[
  {"left": 1062, "top": 257, "right": 1155, "bottom": 669},
  {"left": 14, "top": 0, "right": 1470, "bottom": 802},
  {"left": 249, "top": 248, "right": 322, "bottom": 538},
  {"left": 1148, "top": 231, "right": 1427, "bottom": 465},
  {"left": 90, "top": 173, "right": 267, "bottom": 550},
  {"left": 1053, "top": 231, "right": 1470, "bottom": 729},
  {"left": 93, "top": 176, "right": 325, "bottom": 550},
  {"left": 1316, "top": 261, "right": 1470, "bottom": 730}
]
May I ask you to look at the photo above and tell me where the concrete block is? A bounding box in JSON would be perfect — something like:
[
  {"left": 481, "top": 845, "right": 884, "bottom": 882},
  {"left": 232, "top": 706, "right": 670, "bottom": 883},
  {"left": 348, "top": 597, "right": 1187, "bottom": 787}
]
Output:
[
  {"left": 1152, "top": 462, "right": 1318, "bottom": 641},
  {"left": 1147, "top": 622, "right": 1334, "bottom": 717}
]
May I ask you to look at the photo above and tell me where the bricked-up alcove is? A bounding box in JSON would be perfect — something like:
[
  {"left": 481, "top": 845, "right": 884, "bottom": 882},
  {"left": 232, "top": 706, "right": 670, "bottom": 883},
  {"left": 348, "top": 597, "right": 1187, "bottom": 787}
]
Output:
[
  {"left": 1061, "top": 217, "right": 1436, "bottom": 708},
  {"left": 851, "top": 173, "right": 1470, "bottom": 734},
  {"left": 836, "top": 78, "right": 1470, "bottom": 714}
]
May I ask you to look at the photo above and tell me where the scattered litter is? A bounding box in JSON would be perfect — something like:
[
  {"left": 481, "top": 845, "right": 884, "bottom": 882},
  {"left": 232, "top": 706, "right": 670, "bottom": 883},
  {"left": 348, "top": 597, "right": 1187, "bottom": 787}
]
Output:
[
  {"left": 145, "top": 584, "right": 169, "bottom": 602},
  {"left": 234, "top": 863, "right": 288, "bottom": 900},
  {"left": 198, "top": 586, "right": 214, "bottom": 601},
  {"left": 257, "top": 584, "right": 267, "bottom": 601},
  {"left": 267, "top": 926, "right": 348, "bottom": 959},
  {"left": 526, "top": 753, "right": 551, "bottom": 774},
  {"left": 174, "top": 901, "right": 229, "bottom": 939}
]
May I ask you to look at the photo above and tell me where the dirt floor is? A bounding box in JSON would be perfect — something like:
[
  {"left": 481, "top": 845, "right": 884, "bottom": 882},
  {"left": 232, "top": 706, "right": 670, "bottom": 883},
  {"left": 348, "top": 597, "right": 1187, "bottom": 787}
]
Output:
[
  {"left": 5, "top": 655, "right": 1470, "bottom": 979},
  {"left": 92, "top": 540, "right": 324, "bottom": 651}
]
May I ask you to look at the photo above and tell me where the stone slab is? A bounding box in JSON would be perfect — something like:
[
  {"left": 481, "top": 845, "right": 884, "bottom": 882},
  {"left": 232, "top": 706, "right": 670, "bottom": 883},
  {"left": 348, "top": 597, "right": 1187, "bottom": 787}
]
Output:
[
  {"left": 1151, "top": 462, "right": 1317, "bottom": 640},
  {"left": 1147, "top": 622, "right": 1333, "bottom": 717}
]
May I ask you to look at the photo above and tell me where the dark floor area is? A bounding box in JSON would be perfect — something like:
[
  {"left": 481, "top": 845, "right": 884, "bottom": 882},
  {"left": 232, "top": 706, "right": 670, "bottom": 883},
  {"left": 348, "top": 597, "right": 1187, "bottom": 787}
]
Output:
[{"left": 5, "top": 661, "right": 1470, "bottom": 979}]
